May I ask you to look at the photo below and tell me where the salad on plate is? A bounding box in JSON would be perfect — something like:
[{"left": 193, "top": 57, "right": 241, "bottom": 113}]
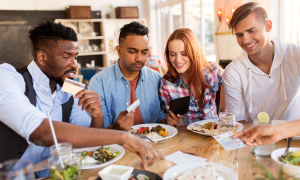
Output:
[{"left": 80, "top": 146, "right": 120, "bottom": 165}]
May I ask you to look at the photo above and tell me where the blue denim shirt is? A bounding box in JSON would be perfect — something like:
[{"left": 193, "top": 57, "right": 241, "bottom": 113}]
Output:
[{"left": 89, "top": 60, "right": 166, "bottom": 128}]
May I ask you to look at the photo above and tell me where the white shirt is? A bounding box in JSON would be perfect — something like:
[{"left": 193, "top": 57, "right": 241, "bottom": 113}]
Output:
[
  {"left": 0, "top": 61, "right": 91, "bottom": 177},
  {"left": 223, "top": 40, "right": 300, "bottom": 123}
]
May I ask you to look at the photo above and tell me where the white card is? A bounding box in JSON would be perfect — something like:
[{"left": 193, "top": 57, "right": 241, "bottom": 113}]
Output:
[
  {"left": 127, "top": 99, "right": 140, "bottom": 112},
  {"left": 213, "top": 131, "right": 246, "bottom": 151},
  {"left": 61, "top": 78, "right": 86, "bottom": 95},
  {"left": 166, "top": 151, "right": 207, "bottom": 165}
]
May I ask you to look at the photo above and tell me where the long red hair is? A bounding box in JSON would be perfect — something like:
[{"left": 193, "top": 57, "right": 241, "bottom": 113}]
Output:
[{"left": 163, "top": 28, "right": 212, "bottom": 113}]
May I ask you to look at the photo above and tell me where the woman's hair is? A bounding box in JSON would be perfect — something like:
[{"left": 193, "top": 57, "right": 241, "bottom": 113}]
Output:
[{"left": 163, "top": 28, "right": 212, "bottom": 113}]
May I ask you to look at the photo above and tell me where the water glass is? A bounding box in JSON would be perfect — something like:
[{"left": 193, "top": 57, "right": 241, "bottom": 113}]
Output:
[
  {"left": 0, "top": 159, "right": 35, "bottom": 180},
  {"left": 211, "top": 112, "right": 236, "bottom": 136},
  {"left": 252, "top": 118, "right": 275, "bottom": 157}
]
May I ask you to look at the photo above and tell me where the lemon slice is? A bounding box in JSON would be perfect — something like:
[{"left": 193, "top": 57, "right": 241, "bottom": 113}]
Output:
[
  {"left": 257, "top": 112, "right": 270, "bottom": 123},
  {"left": 54, "top": 170, "right": 64, "bottom": 180}
]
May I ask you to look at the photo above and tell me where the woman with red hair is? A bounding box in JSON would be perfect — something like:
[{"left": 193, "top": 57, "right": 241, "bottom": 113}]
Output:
[{"left": 159, "top": 28, "right": 226, "bottom": 125}]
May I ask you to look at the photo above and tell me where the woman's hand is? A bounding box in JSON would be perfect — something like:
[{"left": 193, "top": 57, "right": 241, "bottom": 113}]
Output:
[{"left": 166, "top": 110, "right": 182, "bottom": 126}]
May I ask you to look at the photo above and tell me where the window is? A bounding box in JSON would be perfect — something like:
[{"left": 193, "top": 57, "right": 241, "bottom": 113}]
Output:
[
  {"left": 281, "top": 0, "right": 300, "bottom": 44},
  {"left": 156, "top": 0, "right": 215, "bottom": 61}
]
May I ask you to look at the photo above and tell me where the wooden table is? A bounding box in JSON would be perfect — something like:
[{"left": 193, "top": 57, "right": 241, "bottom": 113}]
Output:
[{"left": 39, "top": 121, "right": 300, "bottom": 180}]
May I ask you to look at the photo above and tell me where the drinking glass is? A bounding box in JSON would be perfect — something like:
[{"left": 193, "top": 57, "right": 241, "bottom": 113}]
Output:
[
  {"left": 252, "top": 118, "right": 275, "bottom": 157},
  {"left": 211, "top": 112, "right": 236, "bottom": 136},
  {"left": 0, "top": 159, "right": 35, "bottom": 180},
  {"left": 48, "top": 142, "right": 80, "bottom": 180}
]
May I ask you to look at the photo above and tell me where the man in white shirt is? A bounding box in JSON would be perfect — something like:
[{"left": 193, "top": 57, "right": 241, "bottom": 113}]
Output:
[
  {"left": 223, "top": 2, "right": 300, "bottom": 123},
  {"left": 0, "top": 21, "right": 163, "bottom": 177}
]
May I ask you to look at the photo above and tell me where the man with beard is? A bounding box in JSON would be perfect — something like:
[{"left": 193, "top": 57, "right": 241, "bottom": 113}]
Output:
[
  {"left": 89, "top": 22, "right": 166, "bottom": 130},
  {"left": 0, "top": 21, "right": 163, "bottom": 178}
]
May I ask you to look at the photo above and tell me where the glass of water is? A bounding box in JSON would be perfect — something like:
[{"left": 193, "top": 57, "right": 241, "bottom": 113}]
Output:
[
  {"left": 252, "top": 118, "right": 275, "bottom": 157},
  {"left": 0, "top": 159, "right": 35, "bottom": 180},
  {"left": 211, "top": 112, "right": 237, "bottom": 136}
]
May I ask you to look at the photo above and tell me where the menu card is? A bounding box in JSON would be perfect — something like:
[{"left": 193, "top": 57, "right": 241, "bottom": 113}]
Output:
[{"left": 166, "top": 151, "right": 207, "bottom": 164}]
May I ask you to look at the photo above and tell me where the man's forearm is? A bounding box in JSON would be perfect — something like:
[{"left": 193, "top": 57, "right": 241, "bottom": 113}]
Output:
[
  {"left": 277, "top": 119, "right": 300, "bottom": 139},
  {"left": 29, "top": 119, "right": 128, "bottom": 148},
  {"left": 110, "top": 122, "right": 121, "bottom": 130},
  {"left": 90, "top": 116, "right": 104, "bottom": 128}
]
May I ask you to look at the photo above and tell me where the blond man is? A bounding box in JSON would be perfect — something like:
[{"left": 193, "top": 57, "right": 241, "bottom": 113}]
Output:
[{"left": 223, "top": 2, "right": 300, "bottom": 122}]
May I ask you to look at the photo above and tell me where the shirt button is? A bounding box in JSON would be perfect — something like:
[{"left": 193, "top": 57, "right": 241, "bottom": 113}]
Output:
[
  {"left": 126, "top": 85, "right": 128, "bottom": 87},
  {"left": 45, "top": 79, "right": 48, "bottom": 82},
  {"left": 46, "top": 90, "right": 48, "bottom": 92},
  {"left": 126, "top": 103, "right": 128, "bottom": 105}
]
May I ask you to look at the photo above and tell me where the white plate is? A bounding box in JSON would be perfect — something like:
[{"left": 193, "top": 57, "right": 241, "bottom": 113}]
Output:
[
  {"left": 187, "top": 119, "right": 244, "bottom": 136},
  {"left": 131, "top": 123, "right": 178, "bottom": 141},
  {"left": 163, "top": 162, "right": 238, "bottom": 180},
  {"left": 271, "top": 120, "right": 300, "bottom": 139},
  {"left": 73, "top": 144, "right": 125, "bottom": 169}
]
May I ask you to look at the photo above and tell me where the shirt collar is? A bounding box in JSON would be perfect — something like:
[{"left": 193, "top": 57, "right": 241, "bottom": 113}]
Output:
[
  {"left": 27, "top": 60, "right": 72, "bottom": 103},
  {"left": 27, "top": 60, "right": 50, "bottom": 85},
  {"left": 115, "top": 59, "right": 125, "bottom": 80},
  {"left": 270, "top": 39, "right": 285, "bottom": 73},
  {"left": 243, "top": 39, "right": 285, "bottom": 75},
  {"left": 114, "top": 59, "right": 145, "bottom": 83},
  {"left": 176, "top": 76, "right": 188, "bottom": 88}
]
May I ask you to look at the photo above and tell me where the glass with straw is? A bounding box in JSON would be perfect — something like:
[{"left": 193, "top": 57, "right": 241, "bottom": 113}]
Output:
[{"left": 46, "top": 109, "right": 80, "bottom": 180}]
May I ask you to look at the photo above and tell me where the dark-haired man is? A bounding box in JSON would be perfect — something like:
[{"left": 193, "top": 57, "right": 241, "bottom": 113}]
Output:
[
  {"left": 89, "top": 22, "right": 166, "bottom": 130},
  {"left": 223, "top": 2, "right": 300, "bottom": 123},
  {"left": 0, "top": 21, "right": 163, "bottom": 178}
]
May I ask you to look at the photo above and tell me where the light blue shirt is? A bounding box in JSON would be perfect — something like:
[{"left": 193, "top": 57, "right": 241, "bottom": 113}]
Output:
[
  {"left": 89, "top": 60, "right": 166, "bottom": 128},
  {"left": 0, "top": 61, "right": 91, "bottom": 177}
]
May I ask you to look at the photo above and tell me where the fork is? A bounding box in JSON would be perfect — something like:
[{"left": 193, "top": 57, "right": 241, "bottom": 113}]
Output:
[
  {"left": 281, "top": 137, "right": 292, "bottom": 159},
  {"left": 134, "top": 132, "right": 155, "bottom": 142}
]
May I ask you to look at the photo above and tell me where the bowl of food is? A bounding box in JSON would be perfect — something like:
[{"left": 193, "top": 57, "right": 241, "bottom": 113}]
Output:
[
  {"left": 98, "top": 165, "right": 134, "bottom": 180},
  {"left": 271, "top": 148, "right": 300, "bottom": 178}
]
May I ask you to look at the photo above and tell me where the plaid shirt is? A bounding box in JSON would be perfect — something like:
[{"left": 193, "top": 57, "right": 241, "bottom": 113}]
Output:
[{"left": 159, "top": 63, "right": 224, "bottom": 124}]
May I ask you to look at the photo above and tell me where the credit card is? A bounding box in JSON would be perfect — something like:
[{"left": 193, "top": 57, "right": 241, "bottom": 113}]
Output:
[
  {"left": 62, "top": 78, "right": 86, "bottom": 95},
  {"left": 213, "top": 131, "right": 246, "bottom": 151},
  {"left": 127, "top": 99, "right": 140, "bottom": 112}
]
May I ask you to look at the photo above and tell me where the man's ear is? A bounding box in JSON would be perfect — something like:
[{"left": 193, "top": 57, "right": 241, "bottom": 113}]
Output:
[
  {"left": 36, "top": 51, "right": 47, "bottom": 66},
  {"left": 116, "top": 45, "right": 121, "bottom": 57},
  {"left": 266, "top": 20, "right": 272, "bottom": 32}
]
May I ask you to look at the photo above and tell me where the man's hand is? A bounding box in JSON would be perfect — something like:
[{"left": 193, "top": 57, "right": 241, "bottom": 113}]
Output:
[
  {"left": 232, "top": 124, "right": 283, "bottom": 146},
  {"left": 122, "top": 134, "right": 165, "bottom": 170},
  {"left": 111, "top": 110, "right": 135, "bottom": 130},
  {"left": 75, "top": 89, "right": 103, "bottom": 118},
  {"left": 166, "top": 110, "right": 182, "bottom": 126}
]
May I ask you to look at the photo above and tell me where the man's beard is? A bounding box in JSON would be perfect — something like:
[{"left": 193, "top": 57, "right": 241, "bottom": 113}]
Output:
[
  {"left": 48, "top": 75, "right": 64, "bottom": 87},
  {"left": 48, "top": 68, "right": 77, "bottom": 87}
]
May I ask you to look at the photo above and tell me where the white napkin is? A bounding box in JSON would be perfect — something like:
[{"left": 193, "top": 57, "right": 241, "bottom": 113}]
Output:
[{"left": 166, "top": 151, "right": 207, "bottom": 164}]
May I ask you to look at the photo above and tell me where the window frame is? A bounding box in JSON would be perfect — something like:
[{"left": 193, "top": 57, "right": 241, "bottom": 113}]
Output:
[{"left": 156, "top": 0, "right": 207, "bottom": 58}]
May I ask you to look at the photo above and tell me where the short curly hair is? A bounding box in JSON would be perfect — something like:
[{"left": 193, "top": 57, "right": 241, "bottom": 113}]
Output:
[
  {"left": 29, "top": 21, "right": 77, "bottom": 58},
  {"left": 119, "top": 21, "right": 149, "bottom": 44}
]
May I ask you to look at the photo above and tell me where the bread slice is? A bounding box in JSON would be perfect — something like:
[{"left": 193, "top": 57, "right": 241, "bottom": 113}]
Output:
[
  {"left": 171, "top": 164, "right": 220, "bottom": 180},
  {"left": 187, "top": 124, "right": 210, "bottom": 133}
]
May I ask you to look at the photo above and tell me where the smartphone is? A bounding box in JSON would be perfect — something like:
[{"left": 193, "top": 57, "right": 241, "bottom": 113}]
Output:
[{"left": 169, "top": 96, "right": 190, "bottom": 115}]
